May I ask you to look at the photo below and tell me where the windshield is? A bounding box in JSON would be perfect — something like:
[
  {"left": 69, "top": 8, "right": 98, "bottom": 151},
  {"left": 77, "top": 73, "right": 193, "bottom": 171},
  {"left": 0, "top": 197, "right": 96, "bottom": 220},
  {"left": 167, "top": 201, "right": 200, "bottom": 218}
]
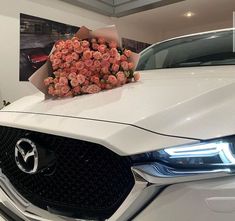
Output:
[{"left": 137, "top": 30, "right": 235, "bottom": 70}]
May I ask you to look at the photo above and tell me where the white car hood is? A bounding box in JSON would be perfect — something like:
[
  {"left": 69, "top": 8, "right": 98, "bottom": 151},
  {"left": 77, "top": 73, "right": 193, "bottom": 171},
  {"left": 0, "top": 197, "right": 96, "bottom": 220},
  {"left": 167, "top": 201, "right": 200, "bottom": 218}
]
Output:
[{"left": 1, "top": 66, "right": 235, "bottom": 154}]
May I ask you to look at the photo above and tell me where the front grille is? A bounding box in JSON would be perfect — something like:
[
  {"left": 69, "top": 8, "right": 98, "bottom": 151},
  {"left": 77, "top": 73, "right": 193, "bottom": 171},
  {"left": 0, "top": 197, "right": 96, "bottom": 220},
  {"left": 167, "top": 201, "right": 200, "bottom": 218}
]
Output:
[{"left": 0, "top": 126, "right": 134, "bottom": 220}]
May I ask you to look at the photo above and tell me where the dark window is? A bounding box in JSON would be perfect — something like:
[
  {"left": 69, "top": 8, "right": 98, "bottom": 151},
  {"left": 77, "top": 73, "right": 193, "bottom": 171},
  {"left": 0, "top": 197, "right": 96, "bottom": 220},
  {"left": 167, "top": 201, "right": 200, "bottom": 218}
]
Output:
[{"left": 137, "top": 30, "right": 235, "bottom": 70}]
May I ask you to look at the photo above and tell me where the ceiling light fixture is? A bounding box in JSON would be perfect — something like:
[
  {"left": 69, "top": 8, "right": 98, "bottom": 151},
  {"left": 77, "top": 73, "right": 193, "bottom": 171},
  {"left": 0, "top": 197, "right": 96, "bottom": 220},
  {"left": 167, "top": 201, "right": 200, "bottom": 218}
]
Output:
[{"left": 184, "top": 11, "right": 195, "bottom": 18}]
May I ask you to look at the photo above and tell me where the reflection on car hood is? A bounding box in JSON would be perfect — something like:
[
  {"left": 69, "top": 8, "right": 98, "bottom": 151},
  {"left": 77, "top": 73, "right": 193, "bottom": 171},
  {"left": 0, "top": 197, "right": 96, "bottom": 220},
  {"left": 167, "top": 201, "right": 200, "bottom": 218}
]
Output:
[{"left": 2, "top": 66, "right": 235, "bottom": 141}]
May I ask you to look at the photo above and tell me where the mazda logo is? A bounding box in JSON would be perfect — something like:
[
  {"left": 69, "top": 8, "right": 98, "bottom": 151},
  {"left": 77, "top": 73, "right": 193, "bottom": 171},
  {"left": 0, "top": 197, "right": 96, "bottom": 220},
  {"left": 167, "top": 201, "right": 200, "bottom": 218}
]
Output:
[{"left": 15, "top": 138, "right": 39, "bottom": 174}]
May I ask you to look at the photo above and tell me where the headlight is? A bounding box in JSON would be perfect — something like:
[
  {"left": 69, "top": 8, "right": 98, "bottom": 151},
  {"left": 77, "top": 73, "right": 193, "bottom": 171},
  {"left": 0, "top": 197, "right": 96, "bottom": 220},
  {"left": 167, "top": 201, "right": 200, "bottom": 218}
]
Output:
[{"left": 131, "top": 137, "right": 235, "bottom": 185}]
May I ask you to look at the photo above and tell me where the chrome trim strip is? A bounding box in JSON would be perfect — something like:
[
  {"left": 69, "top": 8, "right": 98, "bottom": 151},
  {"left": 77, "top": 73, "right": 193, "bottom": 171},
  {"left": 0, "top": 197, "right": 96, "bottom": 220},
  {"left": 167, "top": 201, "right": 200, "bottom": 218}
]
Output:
[{"left": 132, "top": 162, "right": 233, "bottom": 185}]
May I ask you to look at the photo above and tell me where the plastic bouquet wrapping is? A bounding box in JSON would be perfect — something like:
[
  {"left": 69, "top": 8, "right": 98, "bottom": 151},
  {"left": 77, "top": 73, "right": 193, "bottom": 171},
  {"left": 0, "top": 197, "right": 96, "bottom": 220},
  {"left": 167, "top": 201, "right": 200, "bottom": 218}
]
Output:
[{"left": 29, "top": 25, "right": 140, "bottom": 98}]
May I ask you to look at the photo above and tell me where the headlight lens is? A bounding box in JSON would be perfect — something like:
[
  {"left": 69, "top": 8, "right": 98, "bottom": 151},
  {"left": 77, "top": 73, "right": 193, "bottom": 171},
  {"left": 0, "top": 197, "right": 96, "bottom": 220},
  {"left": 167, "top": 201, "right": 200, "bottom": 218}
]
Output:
[{"left": 131, "top": 137, "right": 235, "bottom": 170}]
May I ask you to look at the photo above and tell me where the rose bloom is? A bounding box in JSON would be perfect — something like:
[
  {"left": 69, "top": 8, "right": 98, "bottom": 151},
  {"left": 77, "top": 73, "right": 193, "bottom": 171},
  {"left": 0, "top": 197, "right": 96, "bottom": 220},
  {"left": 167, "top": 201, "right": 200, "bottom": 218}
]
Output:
[
  {"left": 86, "top": 84, "right": 101, "bottom": 94},
  {"left": 134, "top": 72, "right": 141, "bottom": 81},
  {"left": 98, "top": 44, "right": 107, "bottom": 53},
  {"left": 53, "top": 59, "right": 61, "bottom": 66},
  {"left": 128, "top": 62, "right": 134, "bottom": 69},
  {"left": 44, "top": 77, "right": 53, "bottom": 86},
  {"left": 68, "top": 72, "right": 77, "bottom": 80},
  {"left": 102, "top": 52, "right": 110, "bottom": 61},
  {"left": 101, "top": 66, "right": 109, "bottom": 74},
  {"left": 54, "top": 51, "right": 62, "bottom": 59},
  {"left": 65, "top": 55, "right": 73, "bottom": 63},
  {"left": 64, "top": 62, "right": 71, "bottom": 68},
  {"left": 93, "top": 51, "right": 102, "bottom": 60},
  {"left": 81, "top": 85, "right": 88, "bottom": 93},
  {"left": 121, "top": 61, "right": 129, "bottom": 71},
  {"left": 89, "top": 65, "right": 96, "bottom": 72},
  {"left": 105, "top": 83, "right": 113, "bottom": 90},
  {"left": 74, "top": 46, "right": 83, "bottom": 54},
  {"left": 116, "top": 71, "right": 126, "bottom": 84},
  {"left": 120, "top": 54, "right": 127, "bottom": 61},
  {"left": 109, "top": 41, "right": 117, "bottom": 48},
  {"left": 77, "top": 74, "right": 86, "bottom": 84},
  {"left": 73, "top": 85, "right": 81, "bottom": 94},
  {"left": 71, "top": 52, "right": 79, "bottom": 60},
  {"left": 94, "top": 60, "right": 101, "bottom": 68},
  {"left": 59, "top": 77, "right": 68, "bottom": 85},
  {"left": 79, "top": 68, "right": 88, "bottom": 76},
  {"left": 91, "top": 38, "right": 97, "bottom": 43},
  {"left": 61, "top": 49, "right": 69, "bottom": 55},
  {"left": 101, "top": 60, "right": 110, "bottom": 68},
  {"left": 115, "top": 53, "right": 121, "bottom": 61},
  {"left": 52, "top": 65, "right": 59, "bottom": 71},
  {"left": 98, "top": 37, "right": 105, "bottom": 44},
  {"left": 70, "top": 66, "right": 77, "bottom": 73},
  {"left": 73, "top": 41, "right": 81, "bottom": 48},
  {"left": 83, "top": 50, "right": 93, "bottom": 59},
  {"left": 55, "top": 83, "right": 61, "bottom": 90},
  {"left": 65, "top": 39, "right": 73, "bottom": 45},
  {"left": 84, "top": 59, "right": 93, "bottom": 67},
  {"left": 75, "top": 61, "right": 85, "bottom": 70},
  {"left": 91, "top": 76, "right": 100, "bottom": 85},
  {"left": 107, "top": 75, "right": 118, "bottom": 86},
  {"left": 81, "top": 40, "right": 90, "bottom": 48},
  {"left": 124, "top": 49, "right": 132, "bottom": 57},
  {"left": 48, "top": 86, "right": 55, "bottom": 95},
  {"left": 64, "top": 91, "right": 73, "bottom": 97},
  {"left": 70, "top": 78, "right": 79, "bottom": 87},
  {"left": 112, "top": 63, "right": 119, "bottom": 72},
  {"left": 92, "top": 43, "right": 99, "bottom": 50},
  {"left": 110, "top": 48, "right": 118, "bottom": 57}
]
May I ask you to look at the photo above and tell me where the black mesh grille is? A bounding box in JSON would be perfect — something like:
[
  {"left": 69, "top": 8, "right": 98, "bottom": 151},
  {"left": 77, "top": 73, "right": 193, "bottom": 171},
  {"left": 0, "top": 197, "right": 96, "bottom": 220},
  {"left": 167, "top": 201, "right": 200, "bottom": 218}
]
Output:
[{"left": 0, "top": 126, "right": 134, "bottom": 220}]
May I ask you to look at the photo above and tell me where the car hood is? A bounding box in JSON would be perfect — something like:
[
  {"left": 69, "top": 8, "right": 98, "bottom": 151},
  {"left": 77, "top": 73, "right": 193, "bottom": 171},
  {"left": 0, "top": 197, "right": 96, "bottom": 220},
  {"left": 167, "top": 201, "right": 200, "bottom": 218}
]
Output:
[{"left": 1, "top": 66, "right": 235, "bottom": 153}]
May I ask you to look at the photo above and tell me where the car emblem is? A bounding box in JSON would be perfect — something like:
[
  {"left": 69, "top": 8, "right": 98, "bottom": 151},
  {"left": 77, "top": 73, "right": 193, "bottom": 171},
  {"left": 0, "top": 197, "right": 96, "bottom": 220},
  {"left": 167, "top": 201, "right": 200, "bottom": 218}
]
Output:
[{"left": 15, "top": 138, "right": 39, "bottom": 174}]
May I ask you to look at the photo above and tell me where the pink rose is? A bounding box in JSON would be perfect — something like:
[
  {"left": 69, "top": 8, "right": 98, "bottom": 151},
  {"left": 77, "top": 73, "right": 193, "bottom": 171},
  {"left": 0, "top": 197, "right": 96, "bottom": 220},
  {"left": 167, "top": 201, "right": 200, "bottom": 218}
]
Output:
[
  {"left": 121, "top": 61, "right": 129, "bottom": 70},
  {"left": 101, "top": 67, "right": 109, "bottom": 74},
  {"left": 107, "top": 75, "right": 118, "bottom": 86},
  {"left": 70, "top": 66, "right": 77, "bottom": 73},
  {"left": 91, "top": 76, "right": 100, "bottom": 85},
  {"left": 65, "top": 55, "right": 73, "bottom": 63},
  {"left": 81, "top": 40, "right": 90, "bottom": 48},
  {"left": 77, "top": 74, "right": 86, "bottom": 84},
  {"left": 124, "top": 49, "right": 132, "bottom": 57},
  {"left": 65, "top": 39, "right": 73, "bottom": 45},
  {"left": 134, "top": 72, "right": 141, "bottom": 81},
  {"left": 94, "top": 60, "right": 101, "bottom": 68},
  {"left": 101, "top": 60, "right": 110, "bottom": 68},
  {"left": 120, "top": 54, "right": 127, "bottom": 61},
  {"left": 73, "top": 41, "right": 81, "bottom": 48},
  {"left": 93, "top": 51, "right": 102, "bottom": 60},
  {"left": 84, "top": 59, "right": 93, "bottom": 67},
  {"left": 83, "top": 50, "right": 93, "bottom": 59},
  {"left": 53, "top": 59, "right": 61, "bottom": 66},
  {"left": 98, "top": 44, "right": 107, "bottom": 53},
  {"left": 81, "top": 85, "right": 88, "bottom": 93},
  {"left": 62, "top": 49, "right": 69, "bottom": 55},
  {"left": 92, "top": 43, "right": 99, "bottom": 50},
  {"left": 68, "top": 72, "right": 77, "bottom": 80},
  {"left": 75, "top": 61, "right": 85, "bottom": 70},
  {"left": 105, "top": 84, "right": 112, "bottom": 90},
  {"left": 115, "top": 53, "right": 121, "bottom": 61},
  {"left": 128, "top": 62, "right": 134, "bottom": 69},
  {"left": 74, "top": 46, "right": 83, "bottom": 54},
  {"left": 79, "top": 68, "right": 88, "bottom": 76},
  {"left": 48, "top": 86, "right": 55, "bottom": 95},
  {"left": 86, "top": 84, "right": 101, "bottom": 94},
  {"left": 110, "top": 48, "right": 118, "bottom": 57},
  {"left": 112, "top": 63, "right": 119, "bottom": 72},
  {"left": 71, "top": 78, "right": 79, "bottom": 87},
  {"left": 109, "top": 41, "right": 117, "bottom": 48},
  {"left": 71, "top": 52, "right": 79, "bottom": 60},
  {"left": 98, "top": 37, "right": 105, "bottom": 44},
  {"left": 116, "top": 71, "right": 126, "bottom": 84},
  {"left": 73, "top": 85, "right": 81, "bottom": 94},
  {"left": 44, "top": 77, "right": 53, "bottom": 86},
  {"left": 59, "top": 77, "right": 68, "bottom": 85},
  {"left": 91, "top": 38, "right": 97, "bottom": 43},
  {"left": 64, "top": 91, "right": 73, "bottom": 97},
  {"left": 64, "top": 62, "right": 71, "bottom": 68},
  {"left": 60, "top": 85, "right": 69, "bottom": 93},
  {"left": 102, "top": 52, "right": 110, "bottom": 61},
  {"left": 54, "top": 51, "right": 62, "bottom": 59}
]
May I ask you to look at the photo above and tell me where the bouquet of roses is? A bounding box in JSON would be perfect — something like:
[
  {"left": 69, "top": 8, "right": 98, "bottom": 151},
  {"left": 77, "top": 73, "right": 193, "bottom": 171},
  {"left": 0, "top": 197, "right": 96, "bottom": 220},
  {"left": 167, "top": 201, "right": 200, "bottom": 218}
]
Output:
[{"left": 29, "top": 25, "right": 140, "bottom": 98}]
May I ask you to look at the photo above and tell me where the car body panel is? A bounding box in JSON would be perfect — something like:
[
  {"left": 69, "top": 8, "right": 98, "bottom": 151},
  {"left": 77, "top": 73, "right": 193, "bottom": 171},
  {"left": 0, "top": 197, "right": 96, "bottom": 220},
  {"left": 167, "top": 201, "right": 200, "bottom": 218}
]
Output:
[{"left": 1, "top": 66, "right": 235, "bottom": 145}]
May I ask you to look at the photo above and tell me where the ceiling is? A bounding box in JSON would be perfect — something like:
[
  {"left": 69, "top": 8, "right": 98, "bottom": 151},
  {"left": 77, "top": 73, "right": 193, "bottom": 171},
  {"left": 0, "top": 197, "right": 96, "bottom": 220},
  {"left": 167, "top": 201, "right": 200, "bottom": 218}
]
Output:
[{"left": 61, "top": 0, "right": 185, "bottom": 17}]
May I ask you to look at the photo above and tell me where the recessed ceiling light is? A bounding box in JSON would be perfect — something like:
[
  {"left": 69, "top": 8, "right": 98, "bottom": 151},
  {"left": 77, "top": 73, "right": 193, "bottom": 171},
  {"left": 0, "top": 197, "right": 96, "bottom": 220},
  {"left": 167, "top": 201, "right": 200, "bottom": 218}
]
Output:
[{"left": 184, "top": 11, "right": 195, "bottom": 18}]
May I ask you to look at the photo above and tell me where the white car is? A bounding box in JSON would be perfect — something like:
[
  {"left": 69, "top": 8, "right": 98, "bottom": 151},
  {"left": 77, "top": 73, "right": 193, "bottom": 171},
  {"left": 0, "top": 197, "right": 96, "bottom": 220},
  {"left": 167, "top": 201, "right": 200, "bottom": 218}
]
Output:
[{"left": 0, "top": 28, "right": 235, "bottom": 221}]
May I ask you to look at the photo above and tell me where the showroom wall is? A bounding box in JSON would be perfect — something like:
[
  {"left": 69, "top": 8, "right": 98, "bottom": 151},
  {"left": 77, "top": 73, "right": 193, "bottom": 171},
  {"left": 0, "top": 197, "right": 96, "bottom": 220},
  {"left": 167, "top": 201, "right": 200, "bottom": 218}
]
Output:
[{"left": 0, "top": 0, "right": 111, "bottom": 104}]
